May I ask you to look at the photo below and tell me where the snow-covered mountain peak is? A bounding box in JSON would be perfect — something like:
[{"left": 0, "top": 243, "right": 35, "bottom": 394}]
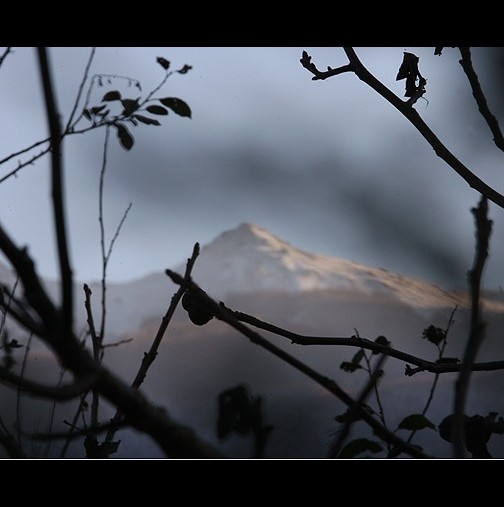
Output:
[
  {"left": 204, "top": 222, "right": 295, "bottom": 255},
  {"left": 184, "top": 223, "right": 473, "bottom": 309}
]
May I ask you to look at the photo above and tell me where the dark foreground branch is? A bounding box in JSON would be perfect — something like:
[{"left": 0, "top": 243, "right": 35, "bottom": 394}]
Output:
[
  {"left": 0, "top": 224, "right": 224, "bottom": 458},
  {"left": 453, "top": 197, "right": 493, "bottom": 458},
  {"left": 166, "top": 270, "right": 429, "bottom": 459},
  {"left": 221, "top": 305, "right": 504, "bottom": 375}
]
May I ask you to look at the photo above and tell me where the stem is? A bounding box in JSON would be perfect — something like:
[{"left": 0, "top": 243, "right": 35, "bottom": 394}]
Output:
[{"left": 36, "top": 47, "right": 73, "bottom": 339}]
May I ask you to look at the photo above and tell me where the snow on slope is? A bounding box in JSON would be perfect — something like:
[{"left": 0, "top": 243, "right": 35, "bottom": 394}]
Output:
[{"left": 181, "top": 222, "right": 472, "bottom": 309}]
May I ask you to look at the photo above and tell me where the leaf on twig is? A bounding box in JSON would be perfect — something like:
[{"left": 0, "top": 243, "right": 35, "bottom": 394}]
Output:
[
  {"left": 434, "top": 47, "right": 444, "bottom": 56},
  {"left": 159, "top": 97, "right": 192, "bottom": 118},
  {"left": 177, "top": 64, "right": 192, "bottom": 75},
  {"left": 398, "top": 414, "right": 437, "bottom": 431},
  {"left": 396, "top": 52, "right": 426, "bottom": 98},
  {"left": 102, "top": 90, "right": 122, "bottom": 102},
  {"left": 422, "top": 324, "right": 446, "bottom": 346},
  {"left": 84, "top": 435, "right": 120, "bottom": 458},
  {"left": 91, "top": 105, "right": 107, "bottom": 115},
  {"left": 157, "top": 57, "right": 170, "bottom": 70},
  {"left": 114, "top": 123, "right": 134, "bottom": 151},
  {"left": 146, "top": 105, "right": 169, "bottom": 116},
  {"left": 340, "top": 349, "right": 365, "bottom": 373},
  {"left": 217, "top": 385, "right": 254, "bottom": 439},
  {"left": 121, "top": 98, "right": 140, "bottom": 116},
  {"left": 133, "top": 114, "right": 161, "bottom": 126},
  {"left": 337, "top": 438, "right": 383, "bottom": 458},
  {"left": 439, "top": 413, "right": 502, "bottom": 458}
]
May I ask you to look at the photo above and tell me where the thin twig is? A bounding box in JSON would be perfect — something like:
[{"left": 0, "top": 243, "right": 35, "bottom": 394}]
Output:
[
  {"left": 65, "top": 48, "right": 96, "bottom": 133},
  {"left": 363, "top": 351, "right": 388, "bottom": 430},
  {"left": 15, "top": 332, "right": 33, "bottom": 446},
  {"left": 221, "top": 305, "right": 504, "bottom": 375},
  {"left": 0, "top": 47, "right": 12, "bottom": 68},
  {"left": 166, "top": 270, "right": 429, "bottom": 459},
  {"left": 84, "top": 282, "right": 101, "bottom": 428},
  {"left": 104, "top": 243, "right": 200, "bottom": 444},
  {"left": 403, "top": 307, "right": 458, "bottom": 450},
  {"left": 328, "top": 353, "right": 388, "bottom": 458},
  {"left": 453, "top": 197, "right": 492, "bottom": 458},
  {"left": 458, "top": 47, "right": 504, "bottom": 153},
  {"left": 33, "top": 418, "right": 129, "bottom": 441},
  {"left": 43, "top": 366, "right": 67, "bottom": 458},
  {"left": 98, "top": 126, "right": 110, "bottom": 344}
]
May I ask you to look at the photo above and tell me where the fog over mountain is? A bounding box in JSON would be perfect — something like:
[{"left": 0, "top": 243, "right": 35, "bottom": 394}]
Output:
[{"left": 1, "top": 223, "right": 504, "bottom": 458}]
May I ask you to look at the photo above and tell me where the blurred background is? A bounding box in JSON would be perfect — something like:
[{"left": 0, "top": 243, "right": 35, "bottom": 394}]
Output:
[{"left": 0, "top": 46, "right": 503, "bottom": 290}]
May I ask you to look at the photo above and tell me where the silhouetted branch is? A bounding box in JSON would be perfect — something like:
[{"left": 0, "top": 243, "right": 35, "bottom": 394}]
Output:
[
  {"left": 104, "top": 243, "right": 200, "bottom": 445},
  {"left": 301, "top": 48, "right": 504, "bottom": 211},
  {"left": 0, "top": 367, "right": 99, "bottom": 400},
  {"left": 0, "top": 47, "right": 12, "bottom": 68},
  {"left": 300, "top": 51, "right": 353, "bottom": 80},
  {"left": 458, "top": 47, "right": 504, "bottom": 153},
  {"left": 65, "top": 47, "right": 96, "bottom": 133},
  {"left": 453, "top": 196, "right": 493, "bottom": 458},
  {"left": 0, "top": 223, "right": 223, "bottom": 457},
  {"left": 83, "top": 283, "right": 100, "bottom": 428},
  {"left": 37, "top": 47, "right": 74, "bottom": 341},
  {"left": 166, "top": 270, "right": 429, "bottom": 458},
  {"left": 220, "top": 304, "right": 504, "bottom": 375},
  {"left": 15, "top": 332, "right": 33, "bottom": 445}
]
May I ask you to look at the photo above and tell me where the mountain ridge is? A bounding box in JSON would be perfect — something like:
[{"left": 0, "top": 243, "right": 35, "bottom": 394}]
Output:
[{"left": 1, "top": 222, "right": 503, "bottom": 340}]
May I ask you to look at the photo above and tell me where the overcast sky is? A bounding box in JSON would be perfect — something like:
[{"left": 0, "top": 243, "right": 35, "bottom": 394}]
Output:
[{"left": 0, "top": 47, "right": 503, "bottom": 290}]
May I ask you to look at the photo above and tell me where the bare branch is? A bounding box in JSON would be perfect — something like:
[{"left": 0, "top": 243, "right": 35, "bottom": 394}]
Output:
[
  {"left": 37, "top": 47, "right": 74, "bottom": 339},
  {"left": 300, "top": 50, "right": 353, "bottom": 80},
  {"left": 0, "top": 367, "right": 99, "bottom": 400},
  {"left": 220, "top": 304, "right": 504, "bottom": 375},
  {"left": 458, "top": 47, "right": 504, "bottom": 153},
  {"left": 453, "top": 196, "right": 493, "bottom": 458},
  {"left": 65, "top": 47, "right": 96, "bottom": 133},
  {"left": 104, "top": 242, "right": 200, "bottom": 444}
]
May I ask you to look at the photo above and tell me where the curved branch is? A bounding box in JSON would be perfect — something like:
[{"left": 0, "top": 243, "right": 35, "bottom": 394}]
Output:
[
  {"left": 301, "top": 48, "right": 504, "bottom": 210},
  {"left": 0, "top": 368, "right": 99, "bottom": 400},
  {"left": 221, "top": 305, "right": 504, "bottom": 375}
]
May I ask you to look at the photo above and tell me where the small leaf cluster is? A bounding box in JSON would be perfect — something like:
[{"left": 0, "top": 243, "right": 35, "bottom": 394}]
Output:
[
  {"left": 217, "top": 384, "right": 273, "bottom": 458},
  {"left": 81, "top": 56, "right": 192, "bottom": 151}
]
